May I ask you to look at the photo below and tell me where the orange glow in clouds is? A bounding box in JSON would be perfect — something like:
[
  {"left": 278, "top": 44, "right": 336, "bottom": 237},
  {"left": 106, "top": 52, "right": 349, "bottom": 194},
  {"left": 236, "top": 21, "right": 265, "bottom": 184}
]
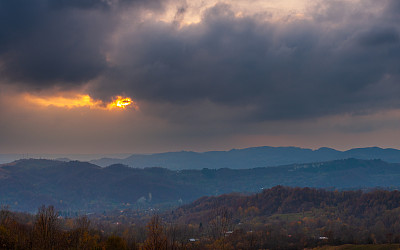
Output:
[
  {"left": 24, "top": 94, "right": 137, "bottom": 110},
  {"left": 107, "top": 96, "right": 134, "bottom": 109}
]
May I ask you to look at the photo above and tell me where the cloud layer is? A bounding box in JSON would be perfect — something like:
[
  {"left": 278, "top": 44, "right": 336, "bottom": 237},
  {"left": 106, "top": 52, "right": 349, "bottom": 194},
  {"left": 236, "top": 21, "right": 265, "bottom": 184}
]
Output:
[
  {"left": 1, "top": 0, "right": 399, "bottom": 120},
  {"left": 1, "top": 0, "right": 400, "bottom": 153}
]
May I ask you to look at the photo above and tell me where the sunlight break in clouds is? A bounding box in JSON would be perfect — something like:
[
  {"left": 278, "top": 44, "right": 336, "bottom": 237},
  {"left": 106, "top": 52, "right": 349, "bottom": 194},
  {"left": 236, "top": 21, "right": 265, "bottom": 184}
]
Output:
[
  {"left": 23, "top": 94, "right": 138, "bottom": 110},
  {"left": 147, "top": 0, "right": 310, "bottom": 27}
]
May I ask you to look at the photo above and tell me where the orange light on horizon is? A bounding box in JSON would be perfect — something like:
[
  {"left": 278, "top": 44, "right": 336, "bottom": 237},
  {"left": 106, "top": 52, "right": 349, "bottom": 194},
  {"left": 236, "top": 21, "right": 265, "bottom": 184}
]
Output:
[{"left": 24, "top": 93, "right": 138, "bottom": 110}]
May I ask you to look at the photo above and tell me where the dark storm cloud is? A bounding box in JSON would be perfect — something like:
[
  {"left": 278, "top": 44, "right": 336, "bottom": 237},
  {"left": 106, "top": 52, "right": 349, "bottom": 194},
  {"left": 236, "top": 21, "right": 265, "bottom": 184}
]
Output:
[
  {"left": 357, "top": 28, "right": 399, "bottom": 47},
  {"left": 0, "top": 0, "right": 106, "bottom": 87},
  {"left": 0, "top": 0, "right": 165, "bottom": 88},
  {"left": 48, "top": 0, "right": 166, "bottom": 11},
  {"left": 2, "top": 0, "right": 400, "bottom": 122},
  {"left": 90, "top": 0, "right": 400, "bottom": 121}
]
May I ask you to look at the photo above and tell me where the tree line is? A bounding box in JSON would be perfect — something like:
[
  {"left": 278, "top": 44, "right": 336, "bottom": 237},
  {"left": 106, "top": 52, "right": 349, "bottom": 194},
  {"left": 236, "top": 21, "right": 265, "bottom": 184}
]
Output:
[{"left": 3, "top": 186, "right": 400, "bottom": 249}]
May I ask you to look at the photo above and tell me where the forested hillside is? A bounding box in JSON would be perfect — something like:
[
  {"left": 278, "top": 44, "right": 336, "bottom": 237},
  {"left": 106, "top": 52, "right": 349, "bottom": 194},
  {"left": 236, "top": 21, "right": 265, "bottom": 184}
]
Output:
[
  {"left": 2, "top": 158, "right": 400, "bottom": 212},
  {"left": 2, "top": 187, "right": 400, "bottom": 249},
  {"left": 164, "top": 186, "right": 400, "bottom": 248}
]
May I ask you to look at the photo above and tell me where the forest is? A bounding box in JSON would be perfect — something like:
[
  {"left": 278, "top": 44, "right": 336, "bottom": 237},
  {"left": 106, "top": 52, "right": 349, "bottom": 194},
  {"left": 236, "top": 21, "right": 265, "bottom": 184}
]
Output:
[
  {"left": 2, "top": 186, "right": 400, "bottom": 249},
  {"left": 3, "top": 158, "right": 400, "bottom": 213}
]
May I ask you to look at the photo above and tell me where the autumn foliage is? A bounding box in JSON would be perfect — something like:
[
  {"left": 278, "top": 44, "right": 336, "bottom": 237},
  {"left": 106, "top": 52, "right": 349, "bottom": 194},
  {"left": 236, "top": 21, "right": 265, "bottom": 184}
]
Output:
[{"left": 2, "top": 186, "right": 400, "bottom": 249}]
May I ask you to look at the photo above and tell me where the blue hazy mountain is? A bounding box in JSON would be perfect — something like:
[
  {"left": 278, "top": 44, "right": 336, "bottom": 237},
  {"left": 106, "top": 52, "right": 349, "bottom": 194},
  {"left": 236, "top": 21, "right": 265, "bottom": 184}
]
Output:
[{"left": 90, "top": 146, "right": 400, "bottom": 170}]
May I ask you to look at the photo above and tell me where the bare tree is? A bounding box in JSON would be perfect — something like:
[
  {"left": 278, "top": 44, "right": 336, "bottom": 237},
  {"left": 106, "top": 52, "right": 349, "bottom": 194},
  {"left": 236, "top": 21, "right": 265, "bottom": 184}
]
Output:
[
  {"left": 208, "top": 205, "right": 233, "bottom": 240},
  {"left": 72, "top": 216, "right": 94, "bottom": 250},
  {"left": 32, "top": 205, "right": 60, "bottom": 250},
  {"left": 143, "top": 215, "right": 168, "bottom": 250},
  {"left": 0, "top": 205, "right": 10, "bottom": 225}
]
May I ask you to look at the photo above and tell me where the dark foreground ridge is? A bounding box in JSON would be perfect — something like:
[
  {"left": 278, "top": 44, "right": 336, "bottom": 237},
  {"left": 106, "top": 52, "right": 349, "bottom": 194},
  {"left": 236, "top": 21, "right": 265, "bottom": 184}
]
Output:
[
  {"left": 2, "top": 186, "right": 400, "bottom": 249},
  {"left": 1, "top": 158, "right": 400, "bottom": 212}
]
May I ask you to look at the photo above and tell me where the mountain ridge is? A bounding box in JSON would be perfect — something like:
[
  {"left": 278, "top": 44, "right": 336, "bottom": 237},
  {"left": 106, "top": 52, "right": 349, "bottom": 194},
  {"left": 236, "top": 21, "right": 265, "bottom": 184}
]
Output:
[{"left": 90, "top": 146, "right": 400, "bottom": 169}]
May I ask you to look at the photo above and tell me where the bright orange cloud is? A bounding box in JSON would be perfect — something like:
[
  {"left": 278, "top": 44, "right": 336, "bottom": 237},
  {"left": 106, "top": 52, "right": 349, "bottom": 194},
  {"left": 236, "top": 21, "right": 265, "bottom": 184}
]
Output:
[
  {"left": 107, "top": 96, "right": 137, "bottom": 110},
  {"left": 23, "top": 93, "right": 138, "bottom": 110}
]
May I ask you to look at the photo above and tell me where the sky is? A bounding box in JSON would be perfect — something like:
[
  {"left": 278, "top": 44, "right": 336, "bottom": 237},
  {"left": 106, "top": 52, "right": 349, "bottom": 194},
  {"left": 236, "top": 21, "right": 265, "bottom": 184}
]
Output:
[{"left": 1, "top": 0, "right": 400, "bottom": 154}]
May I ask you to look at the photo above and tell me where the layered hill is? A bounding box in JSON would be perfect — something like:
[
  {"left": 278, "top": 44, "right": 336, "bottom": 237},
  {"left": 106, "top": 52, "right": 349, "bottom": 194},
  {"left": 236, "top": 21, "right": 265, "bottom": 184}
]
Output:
[
  {"left": 90, "top": 146, "right": 400, "bottom": 170},
  {"left": 1, "top": 158, "right": 400, "bottom": 212}
]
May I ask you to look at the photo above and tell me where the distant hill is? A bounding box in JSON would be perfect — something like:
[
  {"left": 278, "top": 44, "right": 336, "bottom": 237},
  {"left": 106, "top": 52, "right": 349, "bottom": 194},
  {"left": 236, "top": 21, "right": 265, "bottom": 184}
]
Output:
[
  {"left": 0, "top": 153, "right": 131, "bottom": 165},
  {"left": 2, "top": 158, "right": 400, "bottom": 212},
  {"left": 90, "top": 146, "right": 400, "bottom": 169}
]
